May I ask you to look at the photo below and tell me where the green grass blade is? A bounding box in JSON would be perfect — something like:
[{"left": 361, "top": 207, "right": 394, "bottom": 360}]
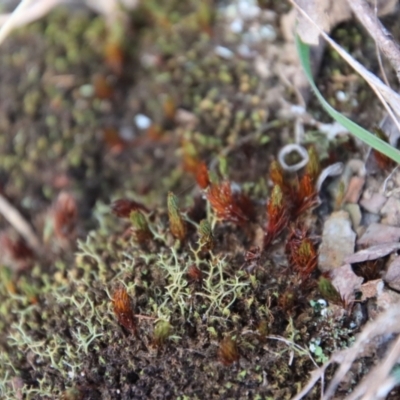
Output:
[{"left": 296, "top": 35, "right": 400, "bottom": 164}]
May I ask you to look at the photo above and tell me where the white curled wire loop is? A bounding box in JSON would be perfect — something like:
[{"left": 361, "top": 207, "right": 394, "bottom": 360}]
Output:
[{"left": 278, "top": 144, "right": 309, "bottom": 172}]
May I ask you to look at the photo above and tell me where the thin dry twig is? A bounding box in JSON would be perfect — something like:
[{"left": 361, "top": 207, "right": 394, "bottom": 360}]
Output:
[
  {"left": 348, "top": 0, "right": 400, "bottom": 84},
  {"left": 346, "top": 335, "right": 400, "bottom": 400},
  {"left": 0, "top": 193, "right": 41, "bottom": 251},
  {"left": 373, "top": 0, "right": 390, "bottom": 87},
  {"left": 293, "top": 306, "right": 400, "bottom": 400},
  {"left": 0, "top": 0, "right": 137, "bottom": 46},
  {"left": 0, "top": 0, "right": 36, "bottom": 45}
]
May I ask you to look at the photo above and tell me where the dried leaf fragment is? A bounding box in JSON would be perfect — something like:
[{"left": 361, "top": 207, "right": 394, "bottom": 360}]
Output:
[{"left": 344, "top": 242, "right": 400, "bottom": 264}]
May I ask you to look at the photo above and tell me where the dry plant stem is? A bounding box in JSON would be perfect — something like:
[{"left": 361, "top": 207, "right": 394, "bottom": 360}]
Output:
[
  {"left": 373, "top": 0, "right": 390, "bottom": 87},
  {"left": 346, "top": 335, "right": 400, "bottom": 400},
  {"left": 348, "top": 0, "right": 400, "bottom": 83},
  {"left": 0, "top": 193, "right": 41, "bottom": 251},
  {"left": 0, "top": 0, "right": 63, "bottom": 38},
  {"left": 324, "top": 307, "right": 400, "bottom": 399},
  {"left": 0, "top": 0, "right": 37, "bottom": 45},
  {"left": 294, "top": 306, "right": 400, "bottom": 400},
  {"left": 291, "top": 361, "right": 333, "bottom": 400},
  {"left": 289, "top": 0, "right": 400, "bottom": 135}
]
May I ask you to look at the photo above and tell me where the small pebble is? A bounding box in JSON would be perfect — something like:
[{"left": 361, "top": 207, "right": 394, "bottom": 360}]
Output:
[
  {"left": 336, "top": 90, "right": 348, "bottom": 102},
  {"left": 230, "top": 19, "right": 243, "bottom": 33},
  {"left": 215, "top": 46, "right": 234, "bottom": 59},
  {"left": 134, "top": 114, "right": 151, "bottom": 130}
]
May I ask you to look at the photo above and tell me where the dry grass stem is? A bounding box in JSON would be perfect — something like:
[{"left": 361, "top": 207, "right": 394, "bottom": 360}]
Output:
[
  {"left": 294, "top": 306, "right": 400, "bottom": 399},
  {"left": 348, "top": 0, "right": 400, "bottom": 83},
  {"left": 0, "top": 0, "right": 63, "bottom": 34},
  {"left": 0, "top": 193, "right": 41, "bottom": 251},
  {"left": 290, "top": 0, "right": 400, "bottom": 136}
]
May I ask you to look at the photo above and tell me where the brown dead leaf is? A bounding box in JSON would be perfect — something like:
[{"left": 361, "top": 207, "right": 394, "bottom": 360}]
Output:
[
  {"left": 358, "top": 223, "right": 400, "bottom": 246},
  {"left": 345, "top": 242, "right": 400, "bottom": 264},
  {"left": 384, "top": 255, "right": 400, "bottom": 291},
  {"left": 295, "top": 0, "right": 351, "bottom": 45},
  {"left": 360, "top": 191, "right": 387, "bottom": 214},
  {"left": 360, "top": 279, "right": 384, "bottom": 301},
  {"left": 376, "top": 287, "right": 400, "bottom": 314},
  {"left": 330, "top": 263, "right": 363, "bottom": 306},
  {"left": 380, "top": 197, "right": 400, "bottom": 226},
  {"left": 318, "top": 211, "right": 356, "bottom": 272},
  {"left": 344, "top": 176, "right": 365, "bottom": 204}
]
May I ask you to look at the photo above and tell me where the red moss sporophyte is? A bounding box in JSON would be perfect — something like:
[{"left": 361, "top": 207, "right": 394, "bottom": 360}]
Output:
[
  {"left": 113, "top": 286, "right": 136, "bottom": 334},
  {"left": 111, "top": 198, "right": 149, "bottom": 217},
  {"left": 218, "top": 336, "right": 239, "bottom": 366},
  {"left": 264, "top": 184, "right": 289, "bottom": 248},
  {"left": 167, "top": 192, "right": 187, "bottom": 241}
]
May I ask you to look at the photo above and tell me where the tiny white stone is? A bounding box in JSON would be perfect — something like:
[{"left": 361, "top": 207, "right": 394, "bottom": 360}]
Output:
[
  {"left": 134, "top": 114, "right": 152, "bottom": 130},
  {"left": 79, "top": 84, "right": 94, "bottom": 98},
  {"left": 238, "top": 0, "right": 260, "bottom": 19},
  {"left": 309, "top": 343, "right": 316, "bottom": 352},
  {"left": 336, "top": 90, "right": 348, "bottom": 102},
  {"left": 223, "top": 4, "right": 238, "bottom": 20},
  {"left": 259, "top": 25, "right": 276, "bottom": 41},
  {"left": 321, "top": 308, "right": 328, "bottom": 317},
  {"left": 237, "top": 44, "right": 255, "bottom": 58},
  {"left": 230, "top": 19, "right": 243, "bottom": 33},
  {"left": 290, "top": 105, "right": 306, "bottom": 115},
  {"left": 68, "top": 371, "right": 75, "bottom": 379},
  {"left": 215, "top": 46, "right": 234, "bottom": 59}
]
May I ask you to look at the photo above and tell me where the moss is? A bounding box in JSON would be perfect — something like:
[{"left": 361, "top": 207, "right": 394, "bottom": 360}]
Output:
[{"left": 0, "top": 2, "right": 369, "bottom": 399}]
